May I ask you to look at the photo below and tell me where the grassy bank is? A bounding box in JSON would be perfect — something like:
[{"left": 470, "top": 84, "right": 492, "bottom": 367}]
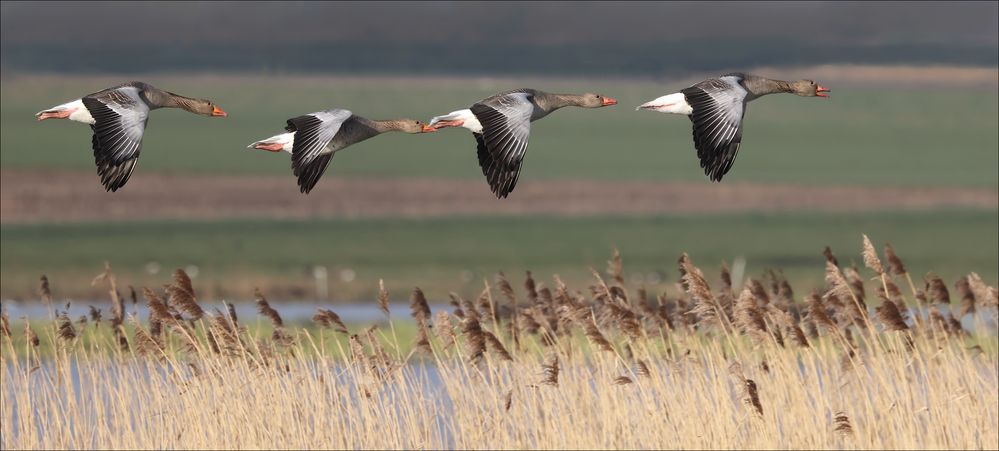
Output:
[{"left": 2, "top": 210, "right": 996, "bottom": 301}]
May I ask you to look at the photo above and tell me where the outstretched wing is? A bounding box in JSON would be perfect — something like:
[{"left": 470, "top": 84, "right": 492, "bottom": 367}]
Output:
[
  {"left": 469, "top": 91, "right": 534, "bottom": 198},
  {"left": 285, "top": 109, "right": 353, "bottom": 193},
  {"left": 681, "top": 75, "right": 748, "bottom": 182},
  {"left": 82, "top": 85, "right": 150, "bottom": 192}
]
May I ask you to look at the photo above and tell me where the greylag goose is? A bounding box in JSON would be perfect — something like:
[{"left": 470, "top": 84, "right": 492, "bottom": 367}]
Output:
[
  {"left": 428, "top": 89, "right": 617, "bottom": 198},
  {"left": 637, "top": 73, "right": 829, "bottom": 182},
  {"left": 36, "top": 81, "right": 227, "bottom": 192},
  {"left": 248, "top": 109, "right": 435, "bottom": 193}
]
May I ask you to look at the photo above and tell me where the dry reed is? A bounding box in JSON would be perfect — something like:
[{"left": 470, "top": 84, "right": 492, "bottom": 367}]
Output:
[{"left": 2, "top": 238, "right": 997, "bottom": 450}]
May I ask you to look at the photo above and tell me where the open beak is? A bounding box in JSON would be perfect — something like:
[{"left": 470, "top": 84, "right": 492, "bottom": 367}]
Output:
[
  {"left": 212, "top": 106, "right": 228, "bottom": 117},
  {"left": 601, "top": 97, "right": 618, "bottom": 106},
  {"left": 421, "top": 124, "right": 437, "bottom": 133},
  {"left": 816, "top": 85, "right": 830, "bottom": 98}
]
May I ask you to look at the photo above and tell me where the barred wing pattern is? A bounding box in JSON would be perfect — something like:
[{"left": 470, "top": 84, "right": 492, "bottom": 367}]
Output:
[
  {"left": 285, "top": 109, "right": 353, "bottom": 193},
  {"left": 681, "top": 75, "right": 748, "bottom": 182},
  {"left": 469, "top": 91, "right": 535, "bottom": 198},
  {"left": 82, "top": 85, "right": 150, "bottom": 192}
]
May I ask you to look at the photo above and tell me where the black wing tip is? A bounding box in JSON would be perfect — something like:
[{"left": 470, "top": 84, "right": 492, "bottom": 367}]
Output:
[
  {"left": 489, "top": 181, "right": 513, "bottom": 199},
  {"left": 96, "top": 160, "right": 136, "bottom": 192},
  {"left": 699, "top": 151, "right": 735, "bottom": 182},
  {"left": 295, "top": 169, "right": 318, "bottom": 194},
  {"left": 292, "top": 152, "right": 332, "bottom": 195}
]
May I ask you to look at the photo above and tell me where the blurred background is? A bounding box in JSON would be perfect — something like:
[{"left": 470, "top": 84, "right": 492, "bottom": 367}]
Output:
[{"left": 1, "top": 1, "right": 996, "bottom": 310}]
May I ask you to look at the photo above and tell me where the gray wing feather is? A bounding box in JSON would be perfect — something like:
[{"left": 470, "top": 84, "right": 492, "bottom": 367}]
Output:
[
  {"left": 470, "top": 91, "right": 534, "bottom": 198},
  {"left": 82, "top": 86, "right": 150, "bottom": 192},
  {"left": 286, "top": 108, "right": 353, "bottom": 193},
  {"left": 681, "top": 76, "right": 748, "bottom": 182}
]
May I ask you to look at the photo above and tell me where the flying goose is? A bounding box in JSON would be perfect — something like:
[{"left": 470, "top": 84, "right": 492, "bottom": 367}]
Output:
[
  {"left": 428, "top": 89, "right": 617, "bottom": 198},
  {"left": 637, "top": 73, "right": 829, "bottom": 181},
  {"left": 248, "top": 109, "right": 436, "bottom": 193},
  {"left": 36, "top": 81, "right": 227, "bottom": 192}
]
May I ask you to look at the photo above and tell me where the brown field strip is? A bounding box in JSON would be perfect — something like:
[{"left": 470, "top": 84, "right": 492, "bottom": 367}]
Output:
[{"left": 2, "top": 169, "right": 995, "bottom": 223}]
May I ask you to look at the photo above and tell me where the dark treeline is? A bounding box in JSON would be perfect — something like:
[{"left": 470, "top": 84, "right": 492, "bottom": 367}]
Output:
[{"left": 2, "top": 1, "right": 996, "bottom": 76}]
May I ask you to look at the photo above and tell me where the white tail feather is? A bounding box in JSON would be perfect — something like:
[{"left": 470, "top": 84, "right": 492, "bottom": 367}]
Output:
[
  {"left": 636, "top": 92, "right": 693, "bottom": 115},
  {"left": 36, "top": 99, "right": 95, "bottom": 124},
  {"left": 247, "top": 132, "right": 295, "bottom": 153},
  {"left": 428, "top": 109, "right": 482, "bottom": 133}
]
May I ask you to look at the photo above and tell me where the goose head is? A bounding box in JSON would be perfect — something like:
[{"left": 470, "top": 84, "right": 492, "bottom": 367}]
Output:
[
  {"left": 578, "top": 93, "right": 618, "bottom": 108},
  {"left": 791, "top": 80, "right": 830, "bottom": 98}
]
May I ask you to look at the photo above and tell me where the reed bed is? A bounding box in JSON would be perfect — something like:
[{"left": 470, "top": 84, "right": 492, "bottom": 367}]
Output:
[{"left": 2, "top": 236, "right": 997, "bottom": 450}]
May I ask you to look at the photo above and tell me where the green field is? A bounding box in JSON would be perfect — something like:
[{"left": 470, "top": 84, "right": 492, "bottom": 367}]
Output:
[
  {"left": 2, "top": 210, "right": 996, "bottom": 302},
  {"left": 2, "top": 74, "right": 997, "bottom": 303},
  {"left": 2, "top": 74, "right": 997, "bottom": 187}
]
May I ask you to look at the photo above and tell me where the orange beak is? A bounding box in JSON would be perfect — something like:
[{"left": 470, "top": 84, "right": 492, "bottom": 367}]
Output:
[
  {"left": 421, "top": 124, "right": 437, "bottom": 133},
  {"left": 816, "top": 85, "right": 830, "bottom": 98},
  {"left": 212, "top": 105, "right": 228, "bottom": 117},
  {"left": 601, "top": 97, "right": 618, "bottom": 106}
]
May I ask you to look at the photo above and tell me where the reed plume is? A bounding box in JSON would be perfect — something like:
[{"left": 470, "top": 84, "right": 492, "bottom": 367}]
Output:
[
  {"left": 719, "top": 261, "right": 733, "bottom": 294},
  {"left": 461, "top": 316, "right": 486, "bottom": 366},
  {"left": 433, "top": 311, "right": 457, "bottom": 350},
  {"left": 413, "top": 324, "right": 433, "bottom": 356},
  {"left": 224, "top": 300, "right": 238, "bottom": 327},
  {"left": 679, "top": 253, "right": 730, "bottom": 332},
  {"left": 734, "top": 286, "right": 769, "bottom": 346},
  {"left": 862, "top": 235, "right": 884, "bottom": 275},
  {"left": 364, "top": 326, "right": 393, "bottom": 374},
  {"left": 39, "top": 275, "right": 52, "bottom": 306},
  {"left": 636, "top": 359, "right": 652, "bottom": 378},
  {"left": 313, "top": 308, "right": 349, "bottom": 334},
  {"left": 255, "top": 288, "right": 283, "bottom": 328},
  {"left": 729, "top": 362, "right": 763, "bottom": 417},
  {"left": 210, "top": 309, "right": 245, "bottom": 354},
  {"left": 954, "top": 277, "right": 976, "bottom": 317},
  {"left": 824, "top": 261, "right": 868, "bottom": 328},
  {"left": 144, "top": 288, "right": 176, "bottom": 327},
  {"left": 496, "top": 272, "right": 516, "bottom": 306},
  {"left": 748, "top": 278, "right": 771, "bottom": 305},
  {"left": 451, "top": 292, "right": 477, "bottom": 321},
  {"left": 823, "top": 246, "right": 839, "bottom": 267},
  {"left": 875, "top": 299, "right": 909, "bottom": 332},
  {"left": 843, "top": 265, "right": 867, "bottom": 303},
  {"left": 24, "top": 320, "right": 39, "bottom": 348},
  {"left": 410, "top": 287, "right": 432, "bottom": 327},
  {"left": 92, "top": 263, "right": 124, "bottom": 334},
  {"left": 167, "top": 269, "right": 203, "bottom": 320},
  {"left": 128, "top": 285, "right": 138, "bottom": 308},
  {"left": 765, "top": 304, "right": 808, "bottom": 348},
  {"left": 56, "top": 312, "right": 77, "bottom": 342},
  {"left": 967, "top": 273, "right": 998, "bottom": 309},
  {"left": 541, "top": 354, "right": 559, "bottom": 386},
  {"left": 883, "top": 243, "right": 906, "bottom": 276},
  {"left": 0, "top": 311, "right": 10, "bottom": 339},
  {"left": 607, "top": 248, "right": 625, "bottom": 286},
  {"left": 525, "top": 271, "right": 538, "bottom": 305},
  {"left": 483, "top": 330, "right": 513, "bottom": 361},
  {"left": 613, "top": 376, "right": 633, "bottom": 385},
  {"left": 926, "top": 274, "right": 950, "bottom": 304},
  {"left": 88, "top": 305, "right": 102, "bottom": 328},
  {"left": 377, "top": 279, "right": 390, "bottom": 318},
  {"left": 129, "top": 315, "right": 162, "bottom": 358},
  {"left": 833, "top": 411, "right": 853, "bottom": 436}
]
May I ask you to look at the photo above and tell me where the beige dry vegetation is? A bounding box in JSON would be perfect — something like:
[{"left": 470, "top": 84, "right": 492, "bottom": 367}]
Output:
[{"left": 2, "top": 236, "right": 997, "bottom": 450}]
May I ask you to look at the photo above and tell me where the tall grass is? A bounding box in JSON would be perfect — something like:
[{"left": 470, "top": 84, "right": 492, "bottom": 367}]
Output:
[{"left": 2, "top": 236, "right": 997, "bottom": 449}]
